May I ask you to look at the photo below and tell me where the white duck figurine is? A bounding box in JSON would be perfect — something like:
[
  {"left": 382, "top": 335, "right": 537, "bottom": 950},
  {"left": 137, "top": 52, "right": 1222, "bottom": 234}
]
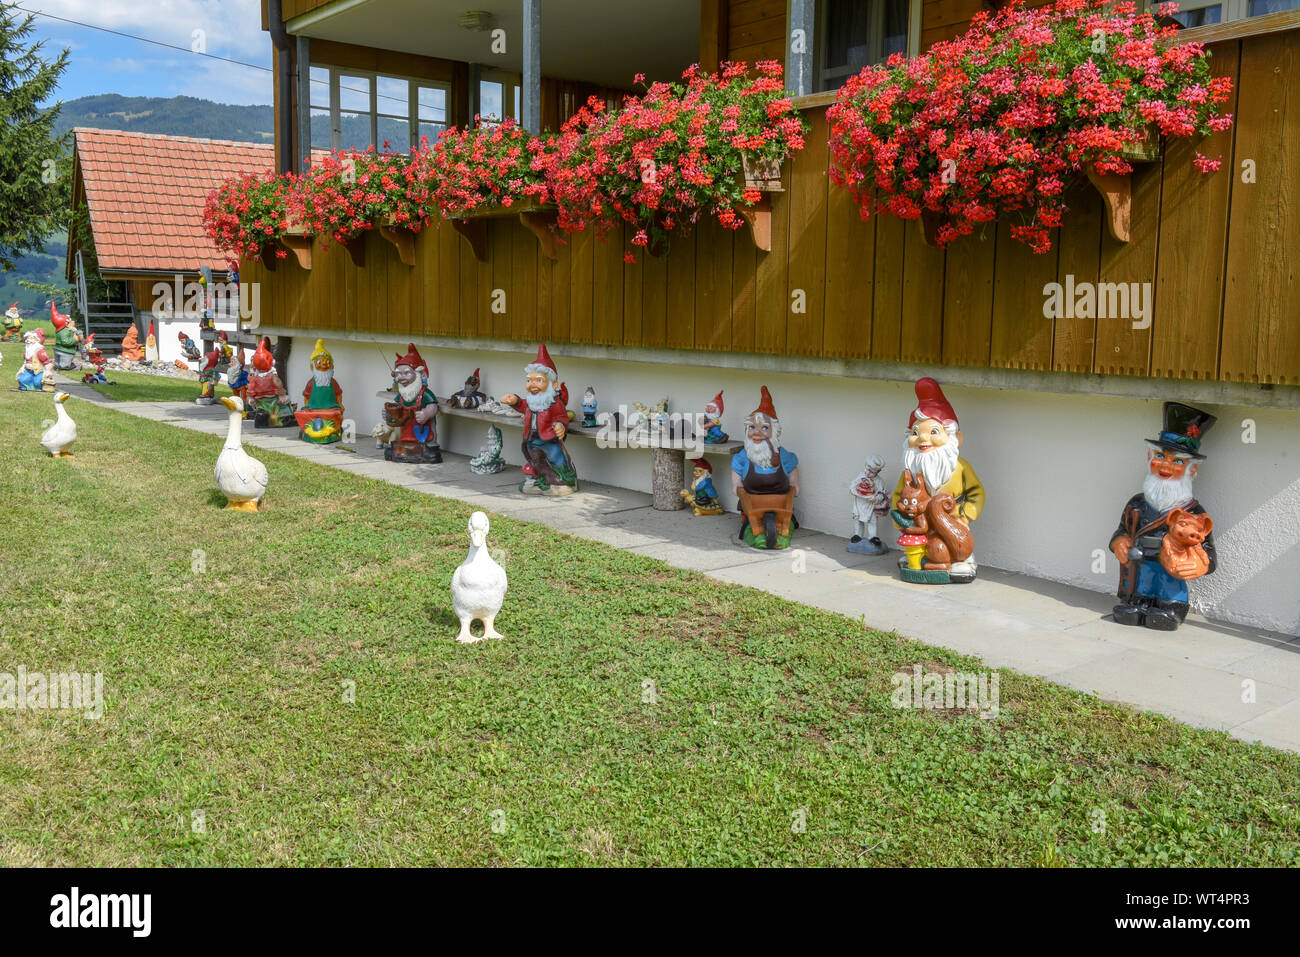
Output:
[
  {"left": 215, "top": 395, "right": 269, "bottom": 511},
  {"left": 451, "top": 511, "right": 508, "bottom": 643},
  {"left": 40, "top": 392, "right": 77, "bottom": 457}
]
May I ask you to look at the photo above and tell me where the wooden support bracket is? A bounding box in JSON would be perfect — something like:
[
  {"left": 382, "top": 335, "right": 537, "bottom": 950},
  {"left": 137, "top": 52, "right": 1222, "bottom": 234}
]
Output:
[
  {"left": 378, "top": 222, "right": 416, "bottom": 266},
  {"left": 342, "top": 234, "right": 366, "bottom": 268},
  {"left": 1084, "top": 166, "right": 1133, "bottom": 243},
  {"left": 451, "top": 218, "right": 489, "bottom": 262},
  {"left": 258, "top": 246, "right": 277, "bottom": 271},
  {"left": 738, "top": 193, "right": 773, "bottom": 252},
  {"left": 278, "top": 232, "right": 313, "bottom": 270},
  {"left": 518, "top": 208, "right": 559, "bottom": 260}
]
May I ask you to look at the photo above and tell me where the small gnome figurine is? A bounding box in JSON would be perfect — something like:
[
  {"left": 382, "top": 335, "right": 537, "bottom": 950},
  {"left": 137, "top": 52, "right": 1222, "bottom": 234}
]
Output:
[
  {"left": 680, "top": 458, "right": 723, "bottom": 516},
  {"left": 848, "top": 454, "right": 890, "bottom": 555},
  {"left": 1109, "top": 403, "right": 1218, "bottom": 630},
  {"left": 145, "top": 321, "right": 159, "bottom": 363},
  {"left": 1, "top": 302, "right": 21, "bottom": 342},
  {"left": 446, "top": 367, "right": 487, "bottom": 409},
  {"left": 582, "top": 386, "right": 598, "bottom": 428},
  {"left": 470, "top": 425, "right": 506, "bottom": 475},
  {"left": 701, "top": 390, "right": 728, "bottom": 444},
  {"left": 246, "top": 338, "right": 296, "bottom": 428},
  {"left": 81, "top": 334, "right": 109, "bottom": 384},
  {"left": 120, "top": 324, "right": 144, "bottom": 363},
  {"left": 196, "top": 347, "right": 220, "bottom": 405},
  {"left": 178, "top": 332, "right": 202, "bottom": 363}
]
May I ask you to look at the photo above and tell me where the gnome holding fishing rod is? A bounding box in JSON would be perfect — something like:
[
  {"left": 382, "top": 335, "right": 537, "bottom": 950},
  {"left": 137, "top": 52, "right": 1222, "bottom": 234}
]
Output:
[{"left": 1108, "top": 403, "right": 1218, "bottom": 631}]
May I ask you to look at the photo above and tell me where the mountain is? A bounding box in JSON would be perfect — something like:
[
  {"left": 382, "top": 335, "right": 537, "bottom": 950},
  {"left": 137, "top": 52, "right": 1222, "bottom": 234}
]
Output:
[{"left": 52, "top": 94, "right": 274, "bottom": 143}]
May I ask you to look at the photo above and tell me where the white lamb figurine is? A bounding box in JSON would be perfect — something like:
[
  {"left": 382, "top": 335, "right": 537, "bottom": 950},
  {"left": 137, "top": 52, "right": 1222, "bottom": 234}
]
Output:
[{"left": 451, "top": 511, "right": 508, "bottom": 643}]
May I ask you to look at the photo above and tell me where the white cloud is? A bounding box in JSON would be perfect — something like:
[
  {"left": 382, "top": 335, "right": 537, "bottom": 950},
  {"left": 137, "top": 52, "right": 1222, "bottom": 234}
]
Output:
[{"left": 30, "top": 0, "right": 270, "bottom": 62}]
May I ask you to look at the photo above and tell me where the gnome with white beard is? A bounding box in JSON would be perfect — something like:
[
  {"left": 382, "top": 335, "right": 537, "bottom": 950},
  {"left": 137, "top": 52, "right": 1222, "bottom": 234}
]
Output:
[
  {"left": 730, "top": 386, "right": 800, "bottom": 549},
  {"left": 500, "top": 343, "right": 577, "bottom": 495},
  {"left": 383, "top": 342, "right": 442, "bottom": 464},
  {"left": 890, "top": 377, "right": 985, "bottom": 583},
  {"left": 1108, "top": 403, "right": 1217, "bottom": 630}
]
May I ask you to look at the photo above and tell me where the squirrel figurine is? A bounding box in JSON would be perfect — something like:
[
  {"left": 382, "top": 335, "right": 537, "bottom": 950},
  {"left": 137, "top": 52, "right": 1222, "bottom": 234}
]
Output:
[{"left": 895, "top": 469, "right": 974, "bottom": 572}]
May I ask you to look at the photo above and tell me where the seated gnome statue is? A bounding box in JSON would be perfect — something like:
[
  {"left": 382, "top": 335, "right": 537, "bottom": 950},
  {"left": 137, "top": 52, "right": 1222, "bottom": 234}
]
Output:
[
  {"left": 178, "top": 332, "right": 202, "bottom": 364},
  {"left": 120, "top": 324, "right": 144, "bottom": 363},
  {"left": 582, "top": 387, "right": 598, "bottom": 428},
  {"left": 50, "top": 303, "right": 82, "bottom": 371},
  {"left": 2, "top": 302, "right": 21, "bottom": 342},
  {"left": 500, "top": 343, "right": 578, "bottom": 495},
  {"left": 730, "top": 387, "right": 799, "bottom": 549},
  {"left": 15, "top": 329, "right": 51, "bottom": 391},
  {"left": 848, "top": 454, "right": 890, "bottom": 555},
  {"left": 295, "top": 339, "right": 344, "bottom": 444},
  {"left": 701, "top": 391, "right": 728, "bottom": 444},
  {"left": 246, "top": 338, "right": 296, "bottom": 428},
  {"left": 445, "top": 367, "right": 487, "bottom": 410},
  {"left": 383, "top": 343, "right": 442, "bottom": 464},
  {"left": 890, "top": 378, "right": 985, "bottom": 584},
  {"left": 226, "top": 346, "right": 249, "bottom": 409},
  {"left": 680, "top": 458, "right": 724, "bottom": 516},
  {"left": 195, "top": 347, "right": 220, "bottom": 405},
  {"left": 1109, "top": 403, "right": 1218, "bottom": 631}
]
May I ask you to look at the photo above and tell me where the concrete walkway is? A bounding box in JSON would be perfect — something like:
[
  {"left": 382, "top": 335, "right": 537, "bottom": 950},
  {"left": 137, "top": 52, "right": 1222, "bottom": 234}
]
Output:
[{"left": 57, "top": 380, "right": 1300, "bottom": 753}]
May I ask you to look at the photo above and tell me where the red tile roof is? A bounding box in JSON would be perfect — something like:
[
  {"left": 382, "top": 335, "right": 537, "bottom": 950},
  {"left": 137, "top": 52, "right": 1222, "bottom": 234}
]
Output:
[{"left": 74, "top": 128, "right": 275, "bottom": 275}]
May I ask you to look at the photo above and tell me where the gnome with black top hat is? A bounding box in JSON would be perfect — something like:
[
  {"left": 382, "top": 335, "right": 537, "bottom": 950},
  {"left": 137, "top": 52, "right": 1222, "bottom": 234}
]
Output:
[{"left": 1108, "top": 402, "right": 1218, "bottom": 631}]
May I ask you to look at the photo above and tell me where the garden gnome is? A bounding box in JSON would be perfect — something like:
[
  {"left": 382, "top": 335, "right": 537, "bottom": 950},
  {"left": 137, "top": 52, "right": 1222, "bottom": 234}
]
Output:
[
  {"left": 2, "top": 302, "right": 22, "bottom": 341},
  {"left": 15, "top": 329, "right": 50, "bottom": 391},
  {"left": 470, "top": 425, "right": 505, "bottom": 475},
  {"left": 890, "top": 377, "right": 985, "bottom": 583},
  {"left": 196, "top": 347, "right": 220, "bottom": 405},
  {"left": 227, "top": 346, "right": 249, "bottom": 405},
  {"left": 848, "top": 453, "right": 890, "bottom": 555},
  {"left": 1109, "top": 403, "right": 1217, "bottom": 630},
  {"left": 446, "top": 367, "right": 486, "bottom": 409},
  {"left": 82, "top": 334, "right": 108, "bottom": 384},
  {"left": 680, "top": 458, "right": 723, "bottom": 516},
  {"left": 145, "top": 321, "right": 158, "bottom": 362},
  {"left": 295, "top": 338, "right": 344, "bottom": 444},
  {"left": 731, "top": 387, "right": 799, "bottom": 548},
  {"left": 120, "top": 324, "right": 144, "bottom": 363},
  {"left": 701, "top": 390, "right": 728, "bottom": 444},
  {"left": 247, "top": 338, "right": 296, "bottom": 428},
  {"left": 50, "top": 302, "right": 81, "bottom": 371},
  {"left": 383, "top": 343, "right": 442, "bottom": 464},
  {"left": 178, "top": 331, "right": 202, "bottom": 363},
  {"left": 500, "top": 343, "right": 578, "bottom": 495},
  {"left": 582, "top": 387, "right": 598, "bottom": 428}
]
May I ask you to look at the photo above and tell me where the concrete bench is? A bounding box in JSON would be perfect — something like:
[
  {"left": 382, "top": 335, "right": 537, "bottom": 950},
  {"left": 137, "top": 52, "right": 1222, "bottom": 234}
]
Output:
[{"left": 435, "top": 402, "right": 742, "bottom": 509}]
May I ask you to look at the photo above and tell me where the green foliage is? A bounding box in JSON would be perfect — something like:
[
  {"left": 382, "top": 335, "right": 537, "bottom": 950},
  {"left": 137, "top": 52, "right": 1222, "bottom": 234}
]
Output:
[{"left": 0, "top": 3, "right": 70, "bottom": 269}]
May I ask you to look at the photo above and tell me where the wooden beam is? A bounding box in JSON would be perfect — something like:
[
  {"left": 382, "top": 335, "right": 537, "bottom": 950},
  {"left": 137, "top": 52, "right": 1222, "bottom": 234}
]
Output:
[{"left": 699, "top": 0, "right": 728, "bottom": 73}]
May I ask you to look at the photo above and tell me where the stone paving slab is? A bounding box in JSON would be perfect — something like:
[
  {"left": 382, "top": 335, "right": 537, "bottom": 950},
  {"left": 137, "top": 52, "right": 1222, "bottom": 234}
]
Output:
[{"left": 54, "top": 381, "right": 1300, "bottom": 753}]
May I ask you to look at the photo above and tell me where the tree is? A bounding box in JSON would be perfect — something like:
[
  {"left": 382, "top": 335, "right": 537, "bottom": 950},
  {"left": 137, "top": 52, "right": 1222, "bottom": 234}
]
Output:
[{"left": 0, "top": 3, "right": 70, "bottom": 270}]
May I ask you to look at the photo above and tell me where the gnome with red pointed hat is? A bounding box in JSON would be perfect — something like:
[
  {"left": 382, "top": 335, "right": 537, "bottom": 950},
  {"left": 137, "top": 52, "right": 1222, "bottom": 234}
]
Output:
[
  {"left": 196, "top": 346, "right": 222, "bottom": 406},
  {"left": 730, "top": 386, "right": 800, "bottom": 548},
  {"left": 446, "top": 366, "right": 486, "bottom": 410},
  {"left": 383, "top": 342, "right": 442, "bottom": 463},
  {"left": 2, "top": 302, "right": 22, "bottom": 341},
  {"left": 50, "top": 302, "right": 82, "bottom": 371},
  {"left": 246, "top": 338, "right": 296, "bottom": 428},
  {"left": 890, "top": 377, "right": 985, "bottom": 584},
  {"left": 15, "top": 328, "right": 51, "bottom": 391},
  {"left": 701, "top": 390, "right": 728, "bottom": 444},
  {"left": 500, "top": 343, "right": 578, "bottom": 495},
  {"left": 680, "top": 458, "right": 723, "bottom": 516}
]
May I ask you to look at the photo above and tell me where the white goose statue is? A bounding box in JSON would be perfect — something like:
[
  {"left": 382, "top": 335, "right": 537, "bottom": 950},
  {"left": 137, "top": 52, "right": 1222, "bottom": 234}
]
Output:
[
  {"left": 40, "top": 392, "right": 77, "bottom": 457},
  {"left": 215, "top": 395, "right": 269, "bottom": 511},
  {"left": 451, "top": 511, "right": 508, "bottom": 643}
]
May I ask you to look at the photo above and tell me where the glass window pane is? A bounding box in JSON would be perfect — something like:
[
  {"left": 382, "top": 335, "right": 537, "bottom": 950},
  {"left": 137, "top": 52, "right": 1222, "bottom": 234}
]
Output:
[
  {"left": 337, "top": 112, "right": 373, "bottom": 152},
  {"left": 419, "top": 86, "right": 447, "bottom": 122},
  {"left": 309, "top": 66, "right": 330, "bottom": 108},
  {"left": 1171, "top": 4, "right": 1222, "bottom": 25},
  {"left": 338, "top": 75, "right": 371, "bottom": 113},
  {"left": 479, "top": 80, "right": 503, "bottom": 122},
  {"left": 376, "top": 76, "right": 409, "bottom": 116},
  {"left": 1248, "top": 0, "right": 1299, "bottom": 13},
  {"left": 417, "top": 121, "right": 446, "bottom": 149},
  {"left": 819, "top": 0, "right": 911, "bottom": 92},
  {"left": 377, "top": 116, "right": 410, "bottom": 153},
  {"left": 310, "top": 107, "right": 332, "bottom": 151},
  {"left": 514, "top": 84, "right": 521, "bottom": 119}
]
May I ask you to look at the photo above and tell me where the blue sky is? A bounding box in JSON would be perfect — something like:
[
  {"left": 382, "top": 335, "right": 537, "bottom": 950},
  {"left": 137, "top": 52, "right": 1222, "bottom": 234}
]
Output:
[{"left": 19, "top": 0, "right": 274, "bottom": 105}]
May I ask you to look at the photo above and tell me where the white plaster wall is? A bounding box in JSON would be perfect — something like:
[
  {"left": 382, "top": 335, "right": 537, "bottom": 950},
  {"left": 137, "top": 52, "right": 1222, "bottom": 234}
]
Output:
[
  {"left": 150, "top": 315, "right": 242, "bottom": 366},
  {"left": 289, "top": 336, "right": 1300, "bottom": 635}
]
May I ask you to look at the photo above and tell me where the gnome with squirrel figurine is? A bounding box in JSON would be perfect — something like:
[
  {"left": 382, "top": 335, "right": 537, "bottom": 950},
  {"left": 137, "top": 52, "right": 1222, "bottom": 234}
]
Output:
[
  {"left": 500, "top": 343, "right": 578, "bottom": 496},
  {"left": 890, "top": 377, "right": 985, "bottom": 584},
  {"left": 1108, "top": 403, "right": 1218, "bottom": 631}
]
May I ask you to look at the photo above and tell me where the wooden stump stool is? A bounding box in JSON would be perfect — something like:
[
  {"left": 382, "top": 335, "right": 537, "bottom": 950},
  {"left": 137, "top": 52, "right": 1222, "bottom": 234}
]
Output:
[{"left": 651, "top": 448, "right": 687, "bottom": 510}]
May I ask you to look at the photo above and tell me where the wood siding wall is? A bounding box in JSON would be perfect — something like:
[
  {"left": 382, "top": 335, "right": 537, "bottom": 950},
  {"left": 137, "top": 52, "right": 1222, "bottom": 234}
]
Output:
[
  {"left": 245, "top": 29, "right": 1300, "bottom": 387},
  {"left": 727, "top": 0, "right": 788, "bottom": 64}
]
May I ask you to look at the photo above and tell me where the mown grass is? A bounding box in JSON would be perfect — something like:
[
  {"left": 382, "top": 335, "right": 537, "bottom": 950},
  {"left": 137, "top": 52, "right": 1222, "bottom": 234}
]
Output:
[{"left": 1, "top": 389, "right": 1297, "bottom": 867}]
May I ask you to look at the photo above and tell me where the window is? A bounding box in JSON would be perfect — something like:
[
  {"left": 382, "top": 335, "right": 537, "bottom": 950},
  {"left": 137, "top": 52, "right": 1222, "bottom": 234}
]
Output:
[
  {"left": 477, "top": 69, "right": 522, "bottom": 125},
  {"left": 309, "top": 64, "right": 451, "bottom": 153},
  {"left": 1152, "top": 0, "right": 1299, "bottom": 26},
  {"left": 817, "top": 0, "right": 914, "bottom": 92}
]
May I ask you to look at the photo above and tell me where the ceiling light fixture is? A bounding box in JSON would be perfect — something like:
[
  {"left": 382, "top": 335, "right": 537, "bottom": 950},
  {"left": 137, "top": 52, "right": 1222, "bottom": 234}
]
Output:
[{"left": 458, "top": 10, "right": 497, "bottom": 31}]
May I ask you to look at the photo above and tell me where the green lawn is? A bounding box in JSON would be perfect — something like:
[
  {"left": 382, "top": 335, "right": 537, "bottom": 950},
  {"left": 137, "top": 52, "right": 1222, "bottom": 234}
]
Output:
[
  {"left": 1, "top": 389, "right": 1298, "bottom": 867},
  {"left": 76, "top": 368, "right": 229, "bottom": 403}
]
